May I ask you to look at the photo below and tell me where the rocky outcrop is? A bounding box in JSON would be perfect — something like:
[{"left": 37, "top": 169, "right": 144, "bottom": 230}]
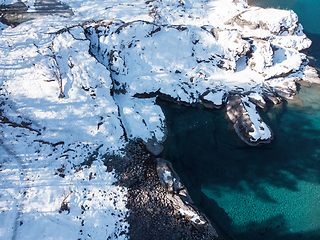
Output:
[
  {"left": 200, "top": 90, "right": 225, "bottom": 109},
  {"left": 157, "top": 158, "right": 184, "bottom": 193},
  {"left": 0, "top": 0, "right": 73, "bottom": 27},
  {"left": 226, "top": 95, "right": 273, "bottom": 146},
  {"left": 81, "top": 15, "right": 313, "bottom": 146},
  {"left": 156, "top": 157, "right": 217, "bottom": 233},
  {"left": 145, "top": 137, "right": 165, "bottom": 156},
  {"left": 1, "top": 0, "right": 316, "bottom": 147}
]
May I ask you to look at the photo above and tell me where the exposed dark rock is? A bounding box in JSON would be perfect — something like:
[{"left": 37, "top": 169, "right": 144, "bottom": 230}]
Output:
[
  {"left": 225, "top": 11, "right": 259, "bottom": 31},
  {"left": 156, "top": 158, "right": 184, "bottom": 193},
  {"left": 0, "top": 0, "right": 73, "bottom": 27},
  {"left": 0, "top": 2, "right": 28, "bottom": 13},
  {"left": 104, "top": 140, "right": 220, "bottom": 240},
  {"left": 34, "top": 0, "right": 73, "bottom": 16},
  {"left": 145, "top": 137, "right": 164, "bottom": 156},
  {"left": 248, "top": 94, "right": 267, "bottom": 109},
  {"left": 262, "top": 92, "right": 282, "bottom": 105},
  {"left": 226, "top": 95, "right": 246, "bottom": 123}
]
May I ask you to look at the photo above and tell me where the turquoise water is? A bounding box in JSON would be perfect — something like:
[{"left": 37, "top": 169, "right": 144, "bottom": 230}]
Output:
[
  {"left": 161, "top": 83, "right": 320, "bottom": 240},
  {"left": 160, "top": 1, "right": 320, "bottom": 239}
]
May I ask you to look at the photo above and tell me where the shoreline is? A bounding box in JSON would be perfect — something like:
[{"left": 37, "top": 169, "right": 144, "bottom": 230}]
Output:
[
  {"left": 1, "top": 0, "right": 319, "bottom": 239},
  {"left": 106, "top": 139, "right": 220, "bottom": 239}
]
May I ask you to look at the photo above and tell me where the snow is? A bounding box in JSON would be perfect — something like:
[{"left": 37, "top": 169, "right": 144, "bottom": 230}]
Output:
[
  {"left": 179, "top": 208, "right": 206, "bottom": 225},
  {"left": 115, "top": 96, "right": 166, "bottom": 142},
  {"left": 0, "top": 13, "right": 129, "bottom": 239},
  {"left": 248, "top": 92, "right": 266, "bottom": 105},
  {"left": 241, "top": 96, "right": 272, "bottom": 141},
  {"left": 163, "top": 170, "right": 172, "bottom": 181},
  {"left": 203, "top": 90, "right": 225, "bottom": 106},
  {"left": 0, "top": 0, "right": 318, "bottom": 238},
  {"left": 0, "top": 125, "right": 128, "bottom": 239}
]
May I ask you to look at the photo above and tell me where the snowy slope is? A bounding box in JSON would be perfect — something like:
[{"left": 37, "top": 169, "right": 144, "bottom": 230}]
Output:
[
  {"left": 0, "top": 0, "right": 318, "bottom": 238},
  {"left": 0, "top": 118, "right": 129, "bottom": 239}
]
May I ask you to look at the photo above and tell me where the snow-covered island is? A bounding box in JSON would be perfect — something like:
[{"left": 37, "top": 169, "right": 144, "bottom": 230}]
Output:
[{"left": 0, "top": 0, "right": 319, "bottom": 239}]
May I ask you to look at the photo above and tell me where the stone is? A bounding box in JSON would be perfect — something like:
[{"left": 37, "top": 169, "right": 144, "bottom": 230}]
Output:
[
  {"left": 145, "top": 138, "right": 164, "bottom": 156},
  {"left": 0, "top": 0, "right": 73, "bottom": 27},
  {"left": 156, "top": 158, "right": 183, "bottom": 193},
  {"left": 226, "top": 95, "right": 247, "bottom": 124},
  {"left": 226, "top": 95, "right": 272, "bottom": 146}
]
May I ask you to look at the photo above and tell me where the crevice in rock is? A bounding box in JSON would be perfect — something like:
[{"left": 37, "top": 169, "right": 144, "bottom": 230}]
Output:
[{"left": 83, "top": 23, "right": 130, "bottom": 143}]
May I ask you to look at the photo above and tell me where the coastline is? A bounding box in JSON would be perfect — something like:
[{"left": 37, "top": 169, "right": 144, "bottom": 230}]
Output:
[
  {"left": 106, "top": 140, "right": 220, "bottom": 239},
  {"left": 1, "top": 0, "right": 319, "bottom": 239}
]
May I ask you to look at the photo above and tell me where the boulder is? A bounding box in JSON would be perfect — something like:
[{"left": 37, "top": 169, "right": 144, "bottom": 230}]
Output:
[
  {"left": 156, "top": 158, "right": 183, "bottom": 193},
  {"left": 145, "top": 138, "right": 165, "bottom": 156},
  {"left": 226, "top": 95, "right": 273, "bottom": 146}
]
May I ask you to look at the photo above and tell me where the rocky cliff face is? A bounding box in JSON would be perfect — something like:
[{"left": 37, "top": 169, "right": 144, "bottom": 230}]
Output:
[{"left": 0, "top": 0, "right": 319, "bottom": 238}]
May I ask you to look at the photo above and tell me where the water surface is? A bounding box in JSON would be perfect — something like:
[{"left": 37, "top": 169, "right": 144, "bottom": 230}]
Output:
[
  {"left": 161, "top": 1, "right": 320, "bottom": 239},
  {"left": 160, "top": 82, "right": 320, "bottom": 240}
]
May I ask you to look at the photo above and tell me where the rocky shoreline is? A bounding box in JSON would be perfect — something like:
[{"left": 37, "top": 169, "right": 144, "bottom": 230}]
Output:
[{"left": 105, "top": 139, "right": 220, "bottom": 239}]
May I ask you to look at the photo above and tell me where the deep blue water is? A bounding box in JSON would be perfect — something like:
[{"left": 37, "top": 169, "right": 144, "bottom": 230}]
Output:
[{"left": 160, "top": 1, "right": 320, "bottom": 239}]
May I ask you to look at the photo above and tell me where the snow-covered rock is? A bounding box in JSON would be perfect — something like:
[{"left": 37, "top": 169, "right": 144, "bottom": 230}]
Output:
[
  {"left": 80, "top": 11, "right": 312, "bottom": 145},
  {"left": 226, "top": 95, "right": 272, "bottom": 146}
]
